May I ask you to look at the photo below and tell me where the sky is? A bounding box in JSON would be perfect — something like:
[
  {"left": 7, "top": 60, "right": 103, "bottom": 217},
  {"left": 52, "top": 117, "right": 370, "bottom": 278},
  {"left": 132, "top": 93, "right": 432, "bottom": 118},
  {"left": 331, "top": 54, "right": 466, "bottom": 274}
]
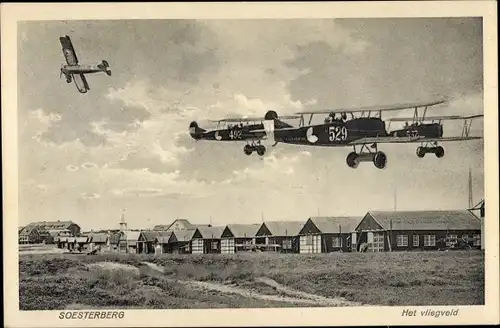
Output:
[{"left": 17, "top": 18, "right": 484, "bottom": 231}]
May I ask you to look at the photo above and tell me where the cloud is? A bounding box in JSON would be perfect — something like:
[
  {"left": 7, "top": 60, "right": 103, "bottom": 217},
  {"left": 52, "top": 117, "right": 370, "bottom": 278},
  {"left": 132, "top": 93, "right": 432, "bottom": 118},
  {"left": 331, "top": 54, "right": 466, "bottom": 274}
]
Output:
[{"left": 80, "top": 192, "right": 101, "bottom": 200}]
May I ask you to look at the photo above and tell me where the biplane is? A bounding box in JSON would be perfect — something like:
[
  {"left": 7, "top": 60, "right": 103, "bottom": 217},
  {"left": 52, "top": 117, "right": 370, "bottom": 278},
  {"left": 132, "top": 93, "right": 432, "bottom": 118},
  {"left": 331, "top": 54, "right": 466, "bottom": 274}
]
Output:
[
  {"left": 189, "top": 111, "right": 299, "bottom": 156},
  {"left": 189, "top": 99, "right": 483, "bottom": 169},
  {"left": 59, "top": 35, "right": 112, "bottom": 93}
]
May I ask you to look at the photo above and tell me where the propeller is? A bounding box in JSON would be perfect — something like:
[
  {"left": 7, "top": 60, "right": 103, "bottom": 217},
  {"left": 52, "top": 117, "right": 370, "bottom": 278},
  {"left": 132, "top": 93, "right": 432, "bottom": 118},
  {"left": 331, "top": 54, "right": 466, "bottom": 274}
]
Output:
[{"left": 59, "top": 64, "right": 63, "bottom": 78}]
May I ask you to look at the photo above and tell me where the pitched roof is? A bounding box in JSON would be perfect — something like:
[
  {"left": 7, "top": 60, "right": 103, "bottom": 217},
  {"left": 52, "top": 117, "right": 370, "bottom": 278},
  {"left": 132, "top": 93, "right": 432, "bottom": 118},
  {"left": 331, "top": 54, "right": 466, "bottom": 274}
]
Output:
[
  {"left": 368, "top": 210, "right": 481, "bottom": 231},
  {"left": 47, "top": 229, "right": 71, "bottom": 237},
  {"left": 88, "top": 233, "right": 108, "bottom": 243},
  {"left": 197, "top": 226, "right": 224, "bottom": 239},
  {"left": 120, "top": 231, "right": 141, "bottom": 242},
  {"left": 170, "top": 229, "right": 197, "bottom": 242},
  {"left": 153, "top": 225, "right": 170, "bottom": 231},
  {"left": 26, "top": 221, "right": 77, "bottom": 230},
  {"left": 309, "top": 217, "right": 362, "bottom": 233},
  {"left": 19, "top": 227, "right": 38, "bottom": 236},
  {"left": 226, "top": 224, "right": 261, "bottom": 238},
  {"left": 18, "top": 226, "right": 25, "bottom": 233},
  {"left": 262, "top": 221, "right": 304, "bottom": 236},
  {"left": 109, "top": 233, "right": 121, "bottom": 244},
  {"left": 140, "top": 230, "right": 160, "bottom": 242},
  {"left": 155, "top": 231, "right": 173, "bottom": 244}
]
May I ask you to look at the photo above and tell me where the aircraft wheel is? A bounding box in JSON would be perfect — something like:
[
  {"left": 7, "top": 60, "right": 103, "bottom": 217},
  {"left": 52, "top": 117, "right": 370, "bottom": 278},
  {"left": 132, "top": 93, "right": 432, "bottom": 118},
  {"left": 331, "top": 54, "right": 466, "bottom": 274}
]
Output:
[
  {"left": 373, "top": 151, "right": 387, "bottom": 169},
  {"left": 66, "top": 77, "right": 72, "bottom": 83},
  {"left": 256, "top": 145, "right": 266, "bottom": 156},
  {"left": 416, "top": 147, "right": 425, "bottom": 158},
  {"left": 435, "top": 146, "right": 445, "bottom": 158},
  {"left": 244, "top": 145, "right": 253, "bottom": 156},
  {"left": 346, "top": 152, "right": 359, "bottom": 169}
]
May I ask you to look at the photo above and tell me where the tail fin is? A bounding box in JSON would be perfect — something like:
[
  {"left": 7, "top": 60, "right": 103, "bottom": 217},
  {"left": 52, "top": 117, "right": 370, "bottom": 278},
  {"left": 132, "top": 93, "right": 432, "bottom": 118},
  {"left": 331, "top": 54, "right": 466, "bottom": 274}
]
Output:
[
  {"left": 189, "top": 121, "right": 206, "bottom": 140},
  {"left": 264, "top": 110, "right": 293, "bottom": 129},
  {"left": 99, "top": 60, "right": 112, "bottom": 76}
]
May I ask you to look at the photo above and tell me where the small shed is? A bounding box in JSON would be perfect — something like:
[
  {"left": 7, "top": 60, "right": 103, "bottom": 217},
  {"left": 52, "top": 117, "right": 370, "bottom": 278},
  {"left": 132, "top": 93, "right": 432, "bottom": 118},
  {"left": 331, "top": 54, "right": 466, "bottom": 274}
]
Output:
[
  {"left": 154, "top": 231, "right": 173, "bottom": 254},
  {"left": 137, "top": 231, "right": 160, "bottom": 254},
  {"left": 220, "top": 224, "right": 260, "bottom": 254},
  {"left": 169, "top": 229, "right": 197, "bottom": 254},
  {"left": 298, "top": 216, "right": 362, "bottom": 253},
  {"left": 191, "top": 226, "right": 225, "bottom": 254},
  {"left": 255, "top": 221, "right": 304, "bottom": 253},
  {"left": 118, "top": 231, "right": 141, "bottom": 253}
]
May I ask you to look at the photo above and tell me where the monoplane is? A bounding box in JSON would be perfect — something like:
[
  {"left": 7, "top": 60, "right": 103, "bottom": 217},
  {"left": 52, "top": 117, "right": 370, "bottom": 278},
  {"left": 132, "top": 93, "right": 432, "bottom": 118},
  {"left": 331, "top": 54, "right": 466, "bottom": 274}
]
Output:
[{"left": 59, "top": 35, "right": 111, "bottom": 93}]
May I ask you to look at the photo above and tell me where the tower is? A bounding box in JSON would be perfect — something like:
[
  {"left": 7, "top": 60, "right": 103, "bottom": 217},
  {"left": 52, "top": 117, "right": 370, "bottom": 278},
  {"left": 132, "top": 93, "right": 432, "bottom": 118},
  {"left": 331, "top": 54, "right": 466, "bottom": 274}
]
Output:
[{"left": 120, "top": 209, "right": 128, "bottom": 231}]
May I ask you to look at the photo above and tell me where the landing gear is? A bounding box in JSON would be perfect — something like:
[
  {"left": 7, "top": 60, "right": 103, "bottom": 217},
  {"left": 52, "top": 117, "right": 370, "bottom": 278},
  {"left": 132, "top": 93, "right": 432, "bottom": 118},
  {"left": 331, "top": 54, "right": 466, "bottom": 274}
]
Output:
[
  {"left": 243, "top": 142, "right": 266, "bottom": 157},
  {"left": 435, "top": 146, "right": 444, "bottom": 158},
  {"left": 346, "top": 144, "right": 387, "bottom": 169},
  {"left": 346, "top": 152, "right": 359, "bottom": 168},
  {"left": 416, "top": 142, "right": 445, "bottom": 159},
  {"left": 66, "top": 75, "right": 72, "bottom": 83},
  {"left": 416, "top": 146, "right": 425, "bottom": 158},
  {"left": 244, "top": 145, "right": 253, "bottom": 156}
]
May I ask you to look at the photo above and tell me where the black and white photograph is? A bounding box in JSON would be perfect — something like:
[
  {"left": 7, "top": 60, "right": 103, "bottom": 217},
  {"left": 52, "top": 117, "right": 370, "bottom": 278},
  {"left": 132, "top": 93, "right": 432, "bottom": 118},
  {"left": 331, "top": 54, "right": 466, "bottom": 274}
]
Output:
[{"left": 2, "top": 2, "right": 499, "bottom": 327}]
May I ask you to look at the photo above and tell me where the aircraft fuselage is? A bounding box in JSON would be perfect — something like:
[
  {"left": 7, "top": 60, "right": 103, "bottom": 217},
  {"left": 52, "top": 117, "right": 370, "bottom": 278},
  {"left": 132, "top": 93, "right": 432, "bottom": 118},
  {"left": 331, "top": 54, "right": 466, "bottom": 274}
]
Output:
[
  {"left": 62, "top": 64, "right": 105, "bottom": 74},
  {"left": 389, "top": 123, "right": 443, "bottom": 139},
  {"left": 275, "top": 118, "right": 388, "bottom": 147}
]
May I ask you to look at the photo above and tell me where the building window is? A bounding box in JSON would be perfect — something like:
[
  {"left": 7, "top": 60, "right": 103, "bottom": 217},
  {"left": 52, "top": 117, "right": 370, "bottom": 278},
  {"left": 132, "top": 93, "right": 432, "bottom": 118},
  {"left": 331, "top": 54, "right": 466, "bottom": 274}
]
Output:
[
  {"left": 332, "top": 236, "right": 342, "bottom": 248},
  {"left": 306, "top": 235, "right": 313, "bottom": 245},
  {"left": 282, "top": 239, "right": 292, "bottom": 249},
  {"left": 346, "top": 237, "right": 351, "bottom": 248},
  {"left": 211, "top": 241, "right": 218, "bottom": 250},
  {"left": 413, "top": 235, "right": 419, "bottom": 247},
  {"left": 424, "top": 235, "right": 436, "bottom": 246},
  {"left": 473, "top": 234, "right": 481, "bottom": 246},
  {"left": 396, "top": 235, "right": 408, "bottom": 247}
]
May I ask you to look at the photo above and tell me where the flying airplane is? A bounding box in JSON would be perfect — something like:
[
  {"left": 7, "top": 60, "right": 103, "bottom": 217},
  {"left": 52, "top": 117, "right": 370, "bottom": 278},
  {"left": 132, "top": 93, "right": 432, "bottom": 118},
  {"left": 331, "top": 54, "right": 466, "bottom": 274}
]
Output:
[
  {"left": 189, "top": 111, "right": 300, "bottom": 156},
  {"left": 189, "top": 99, "right": 483, "bottom": 169},
  {"left": 59, "top": 35, "right": 111, "bottom": 93},
  {"left": 386, "top": 112, "right": 483, "bottom": 158}
]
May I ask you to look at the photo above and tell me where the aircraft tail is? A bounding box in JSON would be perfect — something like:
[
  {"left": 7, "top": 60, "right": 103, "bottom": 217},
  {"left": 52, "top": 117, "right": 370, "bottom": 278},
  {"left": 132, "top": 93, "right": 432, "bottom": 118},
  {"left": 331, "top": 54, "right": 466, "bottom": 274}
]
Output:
[
  {"left": 98, "top": 60, "right": 112, "bottom": 76},
  {"left": 189, "top": 121, "right": 206, "bottom": 140},
  {"left": 264, "top": 110, "right": 293, "bottom": 129}
]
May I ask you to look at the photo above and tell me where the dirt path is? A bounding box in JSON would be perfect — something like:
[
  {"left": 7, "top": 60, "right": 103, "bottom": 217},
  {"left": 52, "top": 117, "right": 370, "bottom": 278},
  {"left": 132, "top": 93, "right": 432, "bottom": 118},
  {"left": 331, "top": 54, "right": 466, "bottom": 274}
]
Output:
[
  {"left": 140, "top": 262, "right": 357, "bottom": 307},
  {"left": 255, "top": 277, "right": 360, "bottom": 306}
]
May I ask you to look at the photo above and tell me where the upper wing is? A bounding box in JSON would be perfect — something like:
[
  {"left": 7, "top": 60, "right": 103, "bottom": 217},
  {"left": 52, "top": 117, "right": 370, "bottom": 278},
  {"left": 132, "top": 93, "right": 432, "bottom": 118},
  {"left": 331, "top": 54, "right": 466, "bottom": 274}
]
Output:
[
  {"left": 296, "top": 99, "right": 447, "bottom": 115},
  {"left": 348, "top": 135, "right": 482, "bottom": 145},
  {"left": 59, "top": 35, "right": 79, "bottom": 65},
  {"left": 210, "top": 115, "right": 300, "bottom": 123},
  {"left": 387, "top": 114, "right": 484, "bottom": 122},
  {"left": 73, "top": 74, "right": 89, "bottom": 93}
]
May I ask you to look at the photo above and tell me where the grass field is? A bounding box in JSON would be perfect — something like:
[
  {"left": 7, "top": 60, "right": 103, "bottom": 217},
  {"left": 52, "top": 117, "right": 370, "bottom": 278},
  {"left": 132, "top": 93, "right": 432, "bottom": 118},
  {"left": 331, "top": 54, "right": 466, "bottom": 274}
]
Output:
[{"left": 19, "top": 250, "right": 484, "bottom": 310}]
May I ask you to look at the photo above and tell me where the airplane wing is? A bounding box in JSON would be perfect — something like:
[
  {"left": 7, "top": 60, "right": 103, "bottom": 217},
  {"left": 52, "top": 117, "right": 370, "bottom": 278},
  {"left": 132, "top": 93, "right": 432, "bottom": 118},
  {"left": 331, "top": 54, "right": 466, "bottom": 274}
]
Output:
[
  {"left": 296, "top": 99, "right": 447, "bottom": 115},
  {"left": 210, "top": 115, "right": 300, "bottom": 123},
  {"left": 73, "top": 74, "right": 89, "bottom": 93},
  {"left": 59, "top": 35, "right": 79, "bottom": 66},
  {"left": 387, "top": 114, "right": 484, "bottom": 122},
  {"left": 348, "top": 135, "right": 482, "bottom": 145}
]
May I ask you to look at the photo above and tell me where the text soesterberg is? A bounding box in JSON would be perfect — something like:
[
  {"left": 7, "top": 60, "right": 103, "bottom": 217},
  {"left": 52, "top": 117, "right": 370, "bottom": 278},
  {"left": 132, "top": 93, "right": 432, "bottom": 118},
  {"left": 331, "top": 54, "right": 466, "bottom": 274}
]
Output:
[{"left": 59, "top": 311, "right": 125, "bottom": 320}]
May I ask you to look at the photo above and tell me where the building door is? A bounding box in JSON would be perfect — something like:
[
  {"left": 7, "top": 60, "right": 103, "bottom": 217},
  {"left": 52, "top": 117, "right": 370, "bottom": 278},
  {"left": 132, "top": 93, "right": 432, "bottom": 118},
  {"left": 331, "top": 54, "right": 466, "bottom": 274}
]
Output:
[
  {"left": 191, "top": 239, "right": 204, "bottom": 254},
  {"left": 372, "top": 232, "right": 385, "bottom": 252},
  {"left": 299, "top": 234, "right": 321, "bottom": 253},
  {"left": 221, "top": 238, "right": 235, "bottom": 254}
]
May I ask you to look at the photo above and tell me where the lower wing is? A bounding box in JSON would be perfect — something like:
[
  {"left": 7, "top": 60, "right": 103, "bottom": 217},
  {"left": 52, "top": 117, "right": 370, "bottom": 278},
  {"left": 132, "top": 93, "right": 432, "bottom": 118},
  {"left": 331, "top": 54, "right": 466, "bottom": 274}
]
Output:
[
  {"left": 349, "top": 136, "right": 482, "bottom": 145},
  {"left": 73, "top": 74, "right": 90, "bottom": 93}
]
